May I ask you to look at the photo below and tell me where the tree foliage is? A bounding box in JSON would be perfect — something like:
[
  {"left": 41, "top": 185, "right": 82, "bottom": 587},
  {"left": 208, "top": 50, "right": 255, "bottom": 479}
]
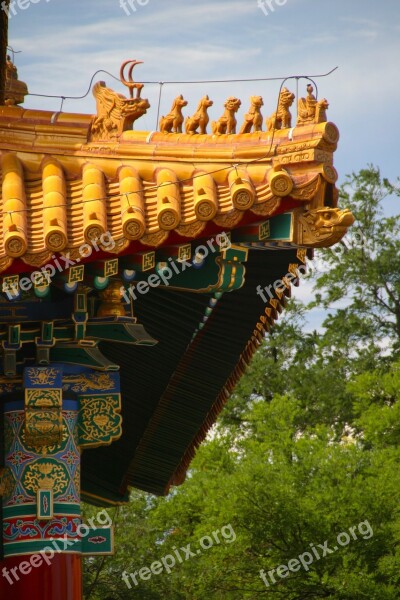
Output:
[{"left": 310, "top": 167, "right": 400, "bottom": 350}]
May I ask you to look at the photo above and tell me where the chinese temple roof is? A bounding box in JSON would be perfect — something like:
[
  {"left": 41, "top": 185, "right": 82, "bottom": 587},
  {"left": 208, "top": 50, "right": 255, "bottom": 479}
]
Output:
[
  {"left": 0, "top": 103, "right": 343, "bottom": 274},
  {"left": 0, "top": 60, "right": 354, "bottom": 504}
]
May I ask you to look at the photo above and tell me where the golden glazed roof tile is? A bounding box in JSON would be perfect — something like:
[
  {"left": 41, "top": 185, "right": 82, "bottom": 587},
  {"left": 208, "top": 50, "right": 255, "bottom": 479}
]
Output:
[{"left": 0, "top": 75, "right": 348, "bottom": 274}]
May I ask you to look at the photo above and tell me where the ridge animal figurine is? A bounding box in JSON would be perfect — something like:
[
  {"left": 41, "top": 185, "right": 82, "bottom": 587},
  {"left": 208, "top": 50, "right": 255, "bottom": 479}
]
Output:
[
  {"left": 266, "top": 87, "right": 295, "bottom": 131},
  {"left": 239, "top": 96, "right": 264, "bottom": 133},
  {"left": 159, "top": 95, "right": 188, "bottom": 133},
  {"left": 91, "top": 81, "right": 150, "bottom": 141},
  {"left": 297, "top": 85, "right": 329, "bottom": 125},
  {"left": 185, "top": 95, "right": 214, "bottom": 134},
  {"left": 211, "top": 97, "right": 241, "bottom": 135}
]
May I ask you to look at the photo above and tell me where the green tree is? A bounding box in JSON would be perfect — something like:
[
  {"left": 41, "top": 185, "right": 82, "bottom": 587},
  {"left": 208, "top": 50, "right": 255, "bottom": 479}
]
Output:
[{"left": 310, "top": 166, "right": 400, "bottom": 352}]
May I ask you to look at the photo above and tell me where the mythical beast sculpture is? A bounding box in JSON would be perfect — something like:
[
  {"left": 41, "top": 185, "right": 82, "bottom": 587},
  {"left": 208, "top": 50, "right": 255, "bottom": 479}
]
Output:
[
  {"left": 211, "top": 97, "right": 242, "bottom": 135},
  {"left": 297, "top": 84, "right": 329, "bottom": 126},
  {"left": 159, "top": 95, "right": 188, "bottom": 133},
  {"left": 185, "top": 95, "right": 214, "bottom": 134},
  {"left": 90, "top": 60, "right": 150, "bottom": 141},
  {"left": 295, "top": 207, "right": 355, "bottom": 248},
  {"left": 266, "top": 87, "right": 295, "bottom": 131},
  {"left": 239, "top": 96, "right": 264, "bottom": 133},
  {"left": 90, "top": 82, "right": 150, "bottom": 141}
]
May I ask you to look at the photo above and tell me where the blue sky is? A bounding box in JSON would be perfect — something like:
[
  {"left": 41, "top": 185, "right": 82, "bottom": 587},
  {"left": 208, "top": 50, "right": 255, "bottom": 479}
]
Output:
[
  {"left": 8, "top": 0, "right": 400, "bottom": 185},
  {"left": 7, "top": 0, "right": 400, "bottom": 329},
  {"left": 10, "top": 0, "right": 400, "bottom": 180}
]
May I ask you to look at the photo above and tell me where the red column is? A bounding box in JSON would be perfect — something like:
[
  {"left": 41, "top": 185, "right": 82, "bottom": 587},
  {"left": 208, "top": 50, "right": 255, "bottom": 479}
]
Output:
[{"left": 0, "top": 554, "right": 82, "bottom": 599}]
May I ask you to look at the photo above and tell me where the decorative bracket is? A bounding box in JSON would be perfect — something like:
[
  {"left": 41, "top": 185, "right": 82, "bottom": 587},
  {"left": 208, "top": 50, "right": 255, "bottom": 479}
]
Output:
[
  {"left": 24, "top": 367, "right": 63, "bottom": 448},
  {"left": 79, "top": 394, "right": 122, "bottom": 449}
]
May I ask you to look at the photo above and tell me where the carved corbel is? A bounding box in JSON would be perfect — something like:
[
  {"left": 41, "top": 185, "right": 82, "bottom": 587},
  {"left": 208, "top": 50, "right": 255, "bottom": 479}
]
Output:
[{"left": 293, "top": 207, "right": 355, "bottom": 248}]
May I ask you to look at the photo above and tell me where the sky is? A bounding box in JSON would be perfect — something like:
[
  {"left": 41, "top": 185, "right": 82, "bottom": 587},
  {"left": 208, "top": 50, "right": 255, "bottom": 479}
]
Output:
[{"left": 6, "top": 0, "right": 400, "bottom": 329}]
